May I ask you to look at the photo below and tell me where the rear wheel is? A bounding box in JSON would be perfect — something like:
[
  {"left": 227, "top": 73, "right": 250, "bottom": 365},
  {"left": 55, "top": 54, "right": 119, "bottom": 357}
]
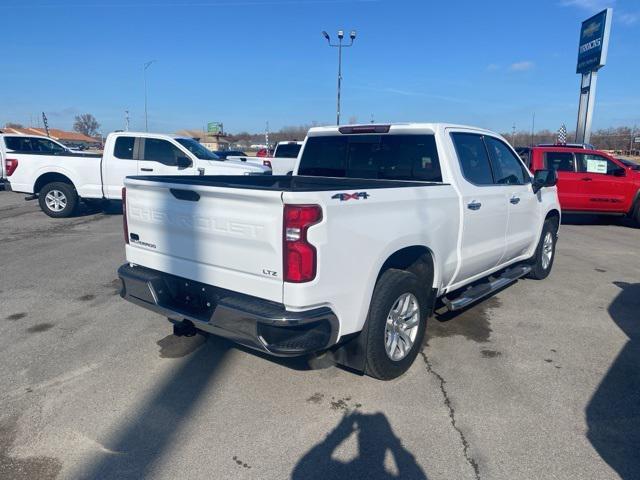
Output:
[
  {"left": 526, "top": 218, "right": 558, "bottom": 280},
  {"left": 38, "top": 182, "right": 78, "bottom": 218},
  {"left": 365, "top": 269, "right": 428, "bottom": 380}
]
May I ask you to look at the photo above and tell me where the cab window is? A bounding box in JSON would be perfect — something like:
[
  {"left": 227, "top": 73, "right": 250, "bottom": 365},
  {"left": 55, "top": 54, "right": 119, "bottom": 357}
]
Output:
[
  {"left": 142, "top": 138, "right": 185, "bottom": 165},
  {"left": 575, "top": 153, "right": 624, "bottom": 176},
  {"left": 114, "top": 137, "right": 135, "bottom": 160},
  {"left": 544, "top": 152, "right": 576, "bottom": 172},
  {"left": 484, "top": 137, "right": 528, "bottom": 185},
  {"left": 451, "top": 133, "right": 494, "bottom": 185},
  {"left": 32, "top": 138, "right": 66, "bottom": 154}
]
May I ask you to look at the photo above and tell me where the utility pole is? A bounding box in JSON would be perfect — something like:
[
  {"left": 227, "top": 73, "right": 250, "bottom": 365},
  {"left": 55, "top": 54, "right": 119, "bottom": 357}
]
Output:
[
  {"left": 125, "top": 110, "right": 130, "bottom": 131},
  {"left": 143, "top": 60, "right": 155, "bottom": 132},
  {"left": 530, "top": 112, "right": 536, "bottom": 147},
  {"left": 42, "top": 112, "right": 50, "bottom": 137},
  {"left": 322, "top": 29, "right": 357, "bottom": 125},
  {"left": 512, "top": 123, "right": 516, "bottom": 145},
  {"left": 265, "top": 121, "right": 269, "bottom": 150}
]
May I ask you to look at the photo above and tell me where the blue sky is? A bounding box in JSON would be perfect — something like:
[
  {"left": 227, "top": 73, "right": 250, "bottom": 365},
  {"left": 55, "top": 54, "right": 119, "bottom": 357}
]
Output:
[{"left": 2, "top": 0, "right": 639, "bottom": 135}]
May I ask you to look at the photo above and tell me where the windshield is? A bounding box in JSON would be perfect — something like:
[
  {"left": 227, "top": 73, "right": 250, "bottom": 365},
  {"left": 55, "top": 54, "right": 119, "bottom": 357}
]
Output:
[
  {"left": 175, "top": 138, "right": 220, "bottom": 160},
  {"left": 275, "top": 143, "right": 302, "bottom": 158}
]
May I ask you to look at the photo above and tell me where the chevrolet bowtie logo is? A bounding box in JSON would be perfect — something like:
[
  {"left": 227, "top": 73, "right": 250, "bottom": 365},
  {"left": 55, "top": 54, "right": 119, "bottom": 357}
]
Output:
[{"left": 583, "top": 21, "right": 600, "bottom": 38}]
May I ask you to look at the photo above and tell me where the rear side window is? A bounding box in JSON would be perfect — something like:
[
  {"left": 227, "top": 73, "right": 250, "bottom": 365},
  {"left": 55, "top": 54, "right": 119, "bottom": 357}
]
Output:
[
  {"left": 4, "top": 137, "right": 33, "bottom": 152},
  {"left": 142, "top": 138, "right": 185, "bottom": 165},
  {"left": 275, "top": 143, "right": 302, "bottom": 158},
  {"left": 451, "top": 133, "right": 494, "bottom": 185},
  {"left": 114, "top": 137, "right": 135, "bottom": 160},
  {"left": 484, "top": 137, "right": 527, "bottom": 185},
  {"left": 545, "top": 152, "right": 575, "bottom": 172},
  {"left": 298, "top": 134, "right": 442, "bottom": 182}
]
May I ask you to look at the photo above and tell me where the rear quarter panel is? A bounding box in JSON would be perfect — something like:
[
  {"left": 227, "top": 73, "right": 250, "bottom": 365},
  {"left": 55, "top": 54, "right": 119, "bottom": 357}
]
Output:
[{"left": 283, "top": 184, "right": 460, "bottom": 338}]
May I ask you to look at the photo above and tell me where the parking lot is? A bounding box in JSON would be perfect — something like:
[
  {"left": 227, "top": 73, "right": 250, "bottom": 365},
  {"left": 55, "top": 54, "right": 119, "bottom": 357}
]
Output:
[{"left": 0, "top": 189, "right": 638, "bottom": 480}]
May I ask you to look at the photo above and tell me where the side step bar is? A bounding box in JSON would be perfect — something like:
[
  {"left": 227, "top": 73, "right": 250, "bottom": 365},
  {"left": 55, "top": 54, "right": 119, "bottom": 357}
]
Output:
[{"left": 442, "top": 264, "right": 532, "bottom": 312}]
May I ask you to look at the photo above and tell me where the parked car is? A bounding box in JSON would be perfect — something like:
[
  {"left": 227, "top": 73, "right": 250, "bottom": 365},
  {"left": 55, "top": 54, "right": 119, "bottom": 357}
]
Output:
[
  {"left": 2, "top": 131, "right": 270, "bottom": 217},
  {"left": 526, "top": 145, "right": 640, "bottom": 224},
  {"left": 118, "top": 123, "right": 560, "bottom": 380},
  {"left": 212, "top": 150, "right": 247, "bottom": 159},
  {"left": 229, "top": 141, "right": 304, "bottom": 175}
]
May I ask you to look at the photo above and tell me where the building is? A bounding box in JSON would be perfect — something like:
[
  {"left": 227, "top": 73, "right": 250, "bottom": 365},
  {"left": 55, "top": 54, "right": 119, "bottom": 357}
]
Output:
[
  {"left": 0, "top": 126, "right": 101, "bottom": 148},
  {"left": 175, "top": 129, "right": 230, "bottom": 151}
]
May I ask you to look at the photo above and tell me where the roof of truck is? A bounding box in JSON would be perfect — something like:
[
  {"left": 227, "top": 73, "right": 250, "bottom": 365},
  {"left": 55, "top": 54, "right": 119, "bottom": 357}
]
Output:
[{"left": 307, "top": 123, "right": 500, "bottom": 136}]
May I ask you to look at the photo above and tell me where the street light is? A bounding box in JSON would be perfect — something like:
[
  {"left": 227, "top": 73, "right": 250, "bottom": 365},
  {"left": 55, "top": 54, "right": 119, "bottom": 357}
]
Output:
[
  {"left": 322, "top": 29, "right": 356, "bottom": 125},
  {"left": 143, "top": 60, "right": 155, "bottom": 132}
]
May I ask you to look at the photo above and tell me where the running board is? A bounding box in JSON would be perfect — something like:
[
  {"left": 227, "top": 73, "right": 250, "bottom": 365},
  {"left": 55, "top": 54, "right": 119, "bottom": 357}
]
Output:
[{"left": 442, "top": 264, "right": 531, "bottom": 312}]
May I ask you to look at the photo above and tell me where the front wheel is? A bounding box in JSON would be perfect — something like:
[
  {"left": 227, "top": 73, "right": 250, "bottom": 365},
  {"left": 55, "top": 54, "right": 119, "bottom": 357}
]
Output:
[
  {"left": 364, "top": 269, "right": 428, "bottom": 380},
  {"left": 38, "top": 182, "right": 78, "bottom": 218},
  {"left": 527, "top": 218, "right": 558, "bottom": 280}
]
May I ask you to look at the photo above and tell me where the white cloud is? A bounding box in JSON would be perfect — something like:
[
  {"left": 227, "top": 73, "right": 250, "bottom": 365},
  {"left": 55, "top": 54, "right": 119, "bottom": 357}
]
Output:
[
  {"left": 509, "top": 61, "right": 535, "bottom": 72},
  {"left": 618, "top": 12, "right": 639, "bottom": 25},
  {"left": 560, "top": 0, "right": 614, "bottom": 12},
  {"left": 486, "top": 63, "right": 500, "bottom": 71}
]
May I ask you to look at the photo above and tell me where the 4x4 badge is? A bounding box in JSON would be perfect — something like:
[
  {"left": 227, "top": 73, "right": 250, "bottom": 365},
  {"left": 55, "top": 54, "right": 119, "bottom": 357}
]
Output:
[{"left": 331, "top": 192, "right": 370, "bottom": 201}]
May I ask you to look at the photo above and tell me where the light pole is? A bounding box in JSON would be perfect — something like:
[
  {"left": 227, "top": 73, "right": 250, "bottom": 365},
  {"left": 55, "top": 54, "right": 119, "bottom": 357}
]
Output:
[
  {"left": 143, "top": 60, "right": 155, "bottom": 132},
  {"left": 322, "top": 29, "right": 356, "bottom": 125}
]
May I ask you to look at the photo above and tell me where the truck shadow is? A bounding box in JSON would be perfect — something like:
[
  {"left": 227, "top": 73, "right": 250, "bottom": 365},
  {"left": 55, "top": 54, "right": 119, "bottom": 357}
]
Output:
[
  {"left": 79, "top": 334, "right": 230, "bottom": 479},
  {"left": 292, "top": 411, "right": 427, "bottom": 480},
  {"left": 586, "top": 281, "right": 640, "bottom": 479},
  {"left": 561, "top": 213, "right": 636, "bottom": 228}
]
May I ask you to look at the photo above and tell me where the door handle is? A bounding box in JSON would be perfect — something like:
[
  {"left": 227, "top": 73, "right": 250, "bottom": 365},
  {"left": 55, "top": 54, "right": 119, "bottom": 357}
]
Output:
[
  {"left": 467, "top": 201, "right": 482, "bottom": 211},
  {"left": 581, "top": 177, "right": 592, "bottom": 181},
  {"left": 510, "top": 196, "right": 520, "bottom": 205},
  {"left": 141, "top": 168, "right": 153, "bottom": 172}
]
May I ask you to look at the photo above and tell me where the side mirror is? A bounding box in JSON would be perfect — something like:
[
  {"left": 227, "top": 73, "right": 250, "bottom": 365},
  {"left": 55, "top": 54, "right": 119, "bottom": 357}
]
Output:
[
  {"left": 532, "top": 169, "right": 557, "bottom": 194},
  {"left": 176, "top": 156, "right": 192, "bottom": 168}
]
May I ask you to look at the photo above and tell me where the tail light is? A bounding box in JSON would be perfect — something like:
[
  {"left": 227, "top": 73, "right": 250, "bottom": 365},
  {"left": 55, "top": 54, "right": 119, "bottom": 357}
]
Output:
[
  {"left": 5, "top": 158, "right": 18, "bottom": 176},
  {"left": 283, "top": 205, "right": 322, "bottom": 283},
  {"left": 122, "top": 187, "right": 129, "bottom": 244},
  {"left": 263, "top": 160, "right": 272, "bottom": 169}
]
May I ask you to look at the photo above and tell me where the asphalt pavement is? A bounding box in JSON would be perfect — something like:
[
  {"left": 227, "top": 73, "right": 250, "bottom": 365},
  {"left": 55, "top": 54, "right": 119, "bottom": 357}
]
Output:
[{"left": 0, "top": 190, "right": 638, "bottom": 480}]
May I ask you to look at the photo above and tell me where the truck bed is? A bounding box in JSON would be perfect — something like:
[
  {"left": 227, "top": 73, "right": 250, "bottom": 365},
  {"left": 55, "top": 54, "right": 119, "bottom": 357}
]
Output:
[{"left": 129, "top": 174, "right": 443, "bottom": 191}]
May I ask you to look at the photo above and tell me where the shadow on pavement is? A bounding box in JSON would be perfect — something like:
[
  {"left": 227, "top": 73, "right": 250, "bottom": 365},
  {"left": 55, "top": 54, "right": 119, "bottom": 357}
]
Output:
[
  {"left": 80, "top": 333, "right": 230, "bottom": 479},
  {"left": 586, "top": 282, "right": 640, "bottom": 479},
  {"left": 561, "top": 213, "right": 635, "bottom": 228},
  {"left": 292, "top": 411, "right": 427, "bottom": 480}
]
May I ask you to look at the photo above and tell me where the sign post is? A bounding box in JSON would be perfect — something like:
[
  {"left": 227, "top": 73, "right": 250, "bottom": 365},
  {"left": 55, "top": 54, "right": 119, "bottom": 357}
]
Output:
[{"left": 575, "top": 8, "right": 612, "bottom": 145}]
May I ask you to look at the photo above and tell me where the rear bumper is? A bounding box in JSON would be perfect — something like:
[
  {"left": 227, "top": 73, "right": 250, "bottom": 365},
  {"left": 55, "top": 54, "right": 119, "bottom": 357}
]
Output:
[{"left": 117, "top": 264, "right": 339, "bottom": 356}]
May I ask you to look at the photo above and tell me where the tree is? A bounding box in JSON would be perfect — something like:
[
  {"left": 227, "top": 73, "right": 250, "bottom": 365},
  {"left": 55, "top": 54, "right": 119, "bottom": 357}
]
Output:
[
  {"left": 73, "top": 114, "right": 100, "bottom": 137},
  {"left": 5, "top": 122, "right": 23, "bottom": 128}
]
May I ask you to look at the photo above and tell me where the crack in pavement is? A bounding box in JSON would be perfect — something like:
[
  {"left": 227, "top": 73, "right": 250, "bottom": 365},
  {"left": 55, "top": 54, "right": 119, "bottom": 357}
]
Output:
[{"left": 421, "top": 351, "right": 481, "bottom": 480}]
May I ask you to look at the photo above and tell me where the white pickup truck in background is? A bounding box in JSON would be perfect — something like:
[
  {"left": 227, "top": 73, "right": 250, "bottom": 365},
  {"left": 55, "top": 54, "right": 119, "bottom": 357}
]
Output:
[
  {"left": 229, "top": 140, "right": 303, "bottom": 175},
  {"left": 3, "top": 131, "right": 270, "bottom": 217},
  {"left": 118, "top": 123, "right": 560, "bottom": 380}
]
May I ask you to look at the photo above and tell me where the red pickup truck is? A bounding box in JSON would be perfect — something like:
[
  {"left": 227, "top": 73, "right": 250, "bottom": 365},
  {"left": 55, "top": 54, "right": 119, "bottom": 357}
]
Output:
[{"left": 519, "top": 146, "right": 640, "bottom": 225}]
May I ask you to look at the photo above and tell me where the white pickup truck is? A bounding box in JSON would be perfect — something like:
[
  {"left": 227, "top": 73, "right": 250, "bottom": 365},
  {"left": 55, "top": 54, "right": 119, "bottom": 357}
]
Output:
[
  {"left": 118, "top": 123, "right": 560, "bottom": 380},
  {"left": 2, "top": 131, "right": 269, "bottom": 217},
  {"left": 229, "top": 140, "right": 303, "bottom": 175}
]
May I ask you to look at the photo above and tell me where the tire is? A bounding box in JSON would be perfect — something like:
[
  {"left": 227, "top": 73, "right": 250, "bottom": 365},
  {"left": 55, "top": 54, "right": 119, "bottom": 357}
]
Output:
[
  {"left": 632, "top": 202, "right": 640, "bottom": 228},
  {"left": 526, "top": 218, "right": 558, "bottom": 280},
  {"left": 365, "top": 269, "right": 429, "bottom": 380},
  {"left": 38, "top": 182, "right": 78, "bottom": 218}
]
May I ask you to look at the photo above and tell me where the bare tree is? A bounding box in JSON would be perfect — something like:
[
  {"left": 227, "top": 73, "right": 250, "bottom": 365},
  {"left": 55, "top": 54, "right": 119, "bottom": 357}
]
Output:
[
  {"left": 5, "top": 122, "right": 23, "bottom": 128},
  {"left": 73, "top": 114, "right": 100, "bottom": 137}
]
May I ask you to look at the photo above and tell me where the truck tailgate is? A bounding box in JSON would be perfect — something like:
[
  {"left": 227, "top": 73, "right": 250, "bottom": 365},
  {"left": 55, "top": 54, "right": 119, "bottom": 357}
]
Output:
[{"left": 124, "top": 178, "right": 284, "bottom": 302}]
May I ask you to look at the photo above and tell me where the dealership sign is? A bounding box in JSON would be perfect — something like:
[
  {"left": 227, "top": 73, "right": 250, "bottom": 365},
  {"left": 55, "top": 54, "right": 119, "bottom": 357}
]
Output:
[
  {"left": 576, "top": 8, "right": 612, "bottom": 74},
  {"left": 207, "top": 122, "right": 223, "bottom": 134}
]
